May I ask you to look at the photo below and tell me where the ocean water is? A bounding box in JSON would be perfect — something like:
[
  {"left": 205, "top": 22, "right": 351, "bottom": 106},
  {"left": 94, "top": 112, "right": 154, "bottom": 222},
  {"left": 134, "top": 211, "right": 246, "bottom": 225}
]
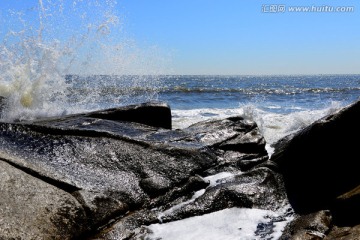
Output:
[
  {"left": 63, "top": 74, "right": 360, "bottom": 149},
  {"left": 156, "top": 75, "right": 360, "bottom": 148},
  {"left": 1, "top": 74, "right": 359, "bottom": 148}
]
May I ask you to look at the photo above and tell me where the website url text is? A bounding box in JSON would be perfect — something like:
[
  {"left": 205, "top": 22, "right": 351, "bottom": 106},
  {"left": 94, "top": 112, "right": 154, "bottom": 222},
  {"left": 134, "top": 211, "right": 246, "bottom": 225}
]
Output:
[{"left": 262, "top": 5, "right": 355, "bottom": 13}]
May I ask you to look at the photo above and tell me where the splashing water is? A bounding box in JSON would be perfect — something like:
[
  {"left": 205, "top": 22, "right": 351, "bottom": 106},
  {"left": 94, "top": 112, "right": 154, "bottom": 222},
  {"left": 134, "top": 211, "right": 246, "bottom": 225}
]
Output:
[{"left": 0, "top": 0, "right": 164, "bottom": 121}]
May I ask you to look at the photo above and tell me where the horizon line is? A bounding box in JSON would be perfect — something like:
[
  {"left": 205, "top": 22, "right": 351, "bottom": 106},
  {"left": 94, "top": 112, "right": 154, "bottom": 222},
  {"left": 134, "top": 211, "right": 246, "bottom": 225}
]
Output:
[{"left": 65, "top": 73, "right": 360, "bottom": 77}]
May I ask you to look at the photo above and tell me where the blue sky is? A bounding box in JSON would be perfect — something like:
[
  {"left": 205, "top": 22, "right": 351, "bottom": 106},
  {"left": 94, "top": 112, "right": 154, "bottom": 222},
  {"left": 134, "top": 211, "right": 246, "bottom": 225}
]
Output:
[
  {"left": 120, "top": 0, "right": 360, "bottom": 75},
  {"left": 1, "top": 0, "right": 360, "bottom": 75}
]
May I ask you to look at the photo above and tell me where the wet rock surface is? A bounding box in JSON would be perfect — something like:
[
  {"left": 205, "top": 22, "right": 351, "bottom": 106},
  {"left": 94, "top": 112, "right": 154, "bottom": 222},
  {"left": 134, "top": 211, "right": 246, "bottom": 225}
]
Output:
[
  {"left": 279, "top": 210, "right": 332, "bottom": 240},
  {"left": 273, "top": 100, "right": 360, "bottom": 239},
  {"left": 156, "top": 167, "right": 288, "bottom": 224},
  {"left": 1, "top": 100, "right": 358, "bottom": 239},
  {"left": 0, "top": 120, "right": 216, "bottom": 232},
  {"left": 185, "top": 116, "right": 269, "bottom": 173},
  {"left": 0, "top": 102, "right": 275, "bottom": 239},
  {"left": 93, "top": 167, "right": 290, "bottom": 239},
  {"left": 0, "top": 160, "right": 87, "bottom": 239}
]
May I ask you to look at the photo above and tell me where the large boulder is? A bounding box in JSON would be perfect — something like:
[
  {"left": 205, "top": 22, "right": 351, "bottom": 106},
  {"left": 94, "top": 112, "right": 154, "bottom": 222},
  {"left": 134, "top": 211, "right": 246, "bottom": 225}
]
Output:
[
  {"left": 0, "top": 102, "right": 273, "bottom": 238},
  {"left": 82, "top": 101, "right": 172, "bottom": 129},
  {"left": 0, "top": 119, "right": 216, "bottom": 228},
  {"left": 34, "top": 101, "right": 172, "bottom": 129},
  {"left": 0, "top": 102, "right": 215, "bottom": 237},
  {"left": 271, "top": 100, "right": 360, "bottom": 214},
  {"left": 0, "top": 160, "right": 87, "bottom": 239}
]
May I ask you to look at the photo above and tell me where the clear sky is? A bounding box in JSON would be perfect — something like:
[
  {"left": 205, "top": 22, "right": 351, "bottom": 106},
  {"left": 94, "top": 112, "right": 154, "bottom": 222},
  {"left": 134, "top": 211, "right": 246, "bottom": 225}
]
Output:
[
  {"left": 1, "top": 0, "right": 360, "bottom": 75},
  {"left": 120, "top": 0, "right": 360, "bottom": 75}
]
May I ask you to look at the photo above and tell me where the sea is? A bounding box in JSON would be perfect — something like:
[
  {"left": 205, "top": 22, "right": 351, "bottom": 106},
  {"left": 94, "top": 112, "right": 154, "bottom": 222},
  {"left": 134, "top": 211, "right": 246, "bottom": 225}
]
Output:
[
  {"left": 66, "top": 74, "right": 360, "bottom": 150},
  {"left": 1, "top": 74, "right": 359, "bottom": 152}
]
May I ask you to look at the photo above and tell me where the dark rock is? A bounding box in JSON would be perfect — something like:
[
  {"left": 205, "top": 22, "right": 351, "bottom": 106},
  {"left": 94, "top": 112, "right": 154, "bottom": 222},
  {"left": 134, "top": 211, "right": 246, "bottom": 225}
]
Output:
[
  {"left": 0, "top": 102, "right": 272, "bottom": 238},
  {"left": 226, "top": 152, "right": 268, "bottom": 171},
  {"left": 34, "top": 101, "right": 172, "bottom": 129},
  {"left": 0, "top": 95, "right": 4, "bottom": 105},
  {"left": 93, "top": 167, "right": 288, "bottom": 239},
  {"left": 178, "top": 175, "right": 210, "bottom": 195},
  {"left": 0, "top": 113, "right": 216, "bottom": 234},
  {"left": 331, "top": 185, "right": 360, "bottom": 227},
  {"left": 140, "top": 175, "right": 173, "bottom": 197},
  {"left": 279, "top": 210, "right": 332, "bottom": 240},
  {"left": 92, "top": 175, "right": 210, "bottom": 240},
  {"left": 0, "top": 160, "right": 87, "bottom": 239},
  {"left": 85, "top": 101, "right": 172, "bottom": 129},
  {"left": 0, "top": 96, "right": 5, "bottom": 117},
  {"left": 185, "top": 116, "right": 268, "bottom": 172},
  {"left": 271, "top": 100, "right": 360, "bottom": 214},
  {"left": 158, "top": 167, "right": 288, "bottom": 223},
  {"left": 186, "top": 116, "right": 266, "bottom": 153},
  {"left": 148, "top": 175, "right": 210, "bottom": 209}
]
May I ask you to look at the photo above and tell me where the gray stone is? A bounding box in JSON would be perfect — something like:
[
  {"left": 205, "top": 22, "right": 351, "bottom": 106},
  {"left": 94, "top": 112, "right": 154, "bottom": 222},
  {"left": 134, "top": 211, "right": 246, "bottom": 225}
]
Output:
[
  {"left": 0, "top": 120, "right": 216, "bottom": 227},
  {"left": 0, "top": 102, "right": 273, "bottom": 238},
  {"left": 140, "top": 175, "right": 173, "bottom": 197},
  {"left": 0, "top": 160, "right": 87, "bottom": 240}
]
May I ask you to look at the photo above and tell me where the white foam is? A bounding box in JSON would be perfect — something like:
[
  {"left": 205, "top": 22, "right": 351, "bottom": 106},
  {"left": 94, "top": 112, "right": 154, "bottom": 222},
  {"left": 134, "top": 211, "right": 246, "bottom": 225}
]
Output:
[
  {"left": 241, "top": 102, "right": 342, "bottom": 156},
  {"left": 172, "top": 102, "right": 343, "bottom": 156},
  {"left": 172, "top": 108, "right": 245, "bottom": 129},
  {"left": 203, "top": 172, "right": 235, "bottom": 187},
  {"left": 148, "top": 207, "right": 293, "bottom": 240}
]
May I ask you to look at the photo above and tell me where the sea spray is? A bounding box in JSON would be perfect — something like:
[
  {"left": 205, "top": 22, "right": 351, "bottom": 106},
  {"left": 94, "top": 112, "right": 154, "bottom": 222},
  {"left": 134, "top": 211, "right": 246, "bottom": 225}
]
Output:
[
  {"left": 164, "top": 74, "right": 358, "bottom": 152},
  {"left": 0, "top": 0, "right": 165, "bottom": 121},
  {"left": 171, "top": 101, "right": 344, "bottom": 156},
  {"left": 237, "top": 102, "right": 343, "bottom": 156}
]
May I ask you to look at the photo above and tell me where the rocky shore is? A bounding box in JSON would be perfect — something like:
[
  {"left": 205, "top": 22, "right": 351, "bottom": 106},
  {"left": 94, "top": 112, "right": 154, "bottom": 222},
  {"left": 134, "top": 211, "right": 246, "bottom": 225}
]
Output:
[{"left": 0, "top": 99, "right": 359, "bottom": 239}]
